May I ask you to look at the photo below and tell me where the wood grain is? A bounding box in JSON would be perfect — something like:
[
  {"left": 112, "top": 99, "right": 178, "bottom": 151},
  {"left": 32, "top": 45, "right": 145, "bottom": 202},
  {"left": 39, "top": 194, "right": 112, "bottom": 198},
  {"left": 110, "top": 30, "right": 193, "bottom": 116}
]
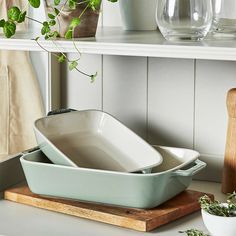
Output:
[
  {"left": 222, "top": 88, "right": 236, "bottom": 193},
  {"left": 4, "top": 185, "right": 213, "bottom": 232}
]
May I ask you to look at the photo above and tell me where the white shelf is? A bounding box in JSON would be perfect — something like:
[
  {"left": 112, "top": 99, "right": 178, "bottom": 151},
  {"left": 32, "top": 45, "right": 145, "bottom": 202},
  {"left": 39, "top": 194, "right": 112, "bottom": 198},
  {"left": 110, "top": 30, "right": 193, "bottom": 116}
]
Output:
[{"left": 1, "top": 27, "right": 236, "bottom": 60}]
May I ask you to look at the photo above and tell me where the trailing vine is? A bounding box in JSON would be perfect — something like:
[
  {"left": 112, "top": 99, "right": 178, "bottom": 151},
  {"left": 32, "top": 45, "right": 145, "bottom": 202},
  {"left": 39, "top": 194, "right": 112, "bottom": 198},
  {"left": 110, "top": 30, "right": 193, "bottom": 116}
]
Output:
[{"left": 0, "top": 0, "right": 117, "bottom": 82}]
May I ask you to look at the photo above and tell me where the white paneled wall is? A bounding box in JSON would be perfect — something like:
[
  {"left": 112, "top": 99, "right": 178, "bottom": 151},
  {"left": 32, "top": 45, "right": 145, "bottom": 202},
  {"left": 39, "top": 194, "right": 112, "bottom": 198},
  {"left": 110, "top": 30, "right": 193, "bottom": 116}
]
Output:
[
  {"left": 103, "top": 56, "right": 147, "bottom": 138},
  {"left": 195, "top": 60, "right": 236, "bottom": 156},
  {"left": 148, "top": 58, "right": 195, "bottom": 148},
  {"left": 61, "top": 3, "right": 236, "bottom": 182}
]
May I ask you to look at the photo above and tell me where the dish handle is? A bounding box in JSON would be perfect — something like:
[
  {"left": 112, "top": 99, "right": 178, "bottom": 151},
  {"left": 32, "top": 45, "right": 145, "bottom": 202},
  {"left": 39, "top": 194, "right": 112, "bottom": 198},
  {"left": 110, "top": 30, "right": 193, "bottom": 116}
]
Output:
[
  {"left": 171, "top": 159, "right": 206, "bottom": 177},
  {"left": 47, "top": 108, "right": 77, "bottom": 116}
]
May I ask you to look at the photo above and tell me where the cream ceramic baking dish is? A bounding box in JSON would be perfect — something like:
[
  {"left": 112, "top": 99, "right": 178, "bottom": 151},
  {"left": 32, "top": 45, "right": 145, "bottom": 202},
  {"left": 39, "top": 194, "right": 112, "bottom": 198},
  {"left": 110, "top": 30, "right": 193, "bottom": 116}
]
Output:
[
  {"left": 34, "top": 109, "right": 163, "bottom": 173},
  {"left": 20, "top": 146, "right": 206, "bottom": 209}
]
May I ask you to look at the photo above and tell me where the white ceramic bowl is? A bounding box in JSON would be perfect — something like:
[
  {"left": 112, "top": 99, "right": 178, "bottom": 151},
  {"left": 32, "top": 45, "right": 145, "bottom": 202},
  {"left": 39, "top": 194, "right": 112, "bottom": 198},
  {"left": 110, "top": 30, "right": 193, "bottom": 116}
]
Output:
[{"left": 201, "top": 208, "right": 236, "bottom": 236}]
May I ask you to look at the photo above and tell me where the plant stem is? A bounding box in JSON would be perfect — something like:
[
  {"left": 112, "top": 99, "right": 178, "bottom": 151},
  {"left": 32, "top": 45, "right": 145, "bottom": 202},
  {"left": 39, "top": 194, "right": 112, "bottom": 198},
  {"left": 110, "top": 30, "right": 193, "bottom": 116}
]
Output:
[
  {"left": 34, "top": 38, "right": 93, "bottom": 78},
  {"left": 58, "top": 0, "right": 70, "bottom": 17},
  {"left": 78, "top": 3, "right": 90, "bottom": 19},
  {"left": 76, "top": 0, "right": 91, "bottom": 5},
  {"left": 72, "top": 35, "right": 82, "bottom": 58},
  {"left": 25, "top": 16, "right": 43, "bottom": 25},
  {"left": 34, "top": 38, "right": 59, "bottom": 57},
  {"left": 51, "top": 40, "right": 81, "bottom": 63},
  {"left": 51, "top": 40, "right": 69, "bottom": 59},
  {"left": 74, "top": 67, "right": 90, "bottom": 77}
]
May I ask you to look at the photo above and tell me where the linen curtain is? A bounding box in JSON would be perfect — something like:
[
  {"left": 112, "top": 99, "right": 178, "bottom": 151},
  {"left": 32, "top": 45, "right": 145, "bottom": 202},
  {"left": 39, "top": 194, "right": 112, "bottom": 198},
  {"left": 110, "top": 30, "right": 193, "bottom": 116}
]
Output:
[{"left": 0, "top": 0, "right": 44, "bottom": 159}]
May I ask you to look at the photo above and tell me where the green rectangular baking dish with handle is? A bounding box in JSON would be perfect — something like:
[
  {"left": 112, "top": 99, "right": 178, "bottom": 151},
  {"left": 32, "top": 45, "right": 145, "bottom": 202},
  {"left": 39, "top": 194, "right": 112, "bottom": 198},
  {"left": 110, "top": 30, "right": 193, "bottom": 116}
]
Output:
[{"left": 20, "top": 146, "right": 206, "bottom": 209}]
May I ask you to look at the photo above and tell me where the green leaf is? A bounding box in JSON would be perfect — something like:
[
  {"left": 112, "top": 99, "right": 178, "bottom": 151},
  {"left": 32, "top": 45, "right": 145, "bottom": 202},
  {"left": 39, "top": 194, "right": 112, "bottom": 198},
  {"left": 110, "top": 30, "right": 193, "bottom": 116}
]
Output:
[
  {"left": 3, "top": 21, "right": 16, "bottom": 38},
  {"left": 43, "top": 21, "right": 49, "bottom": 27},
  {"left": 7, "top": 6, "right": 21, "bottom": 21},
  {"left": 89, "top": 0, "right": 102, "bottom": 11},
  {"left": 48, "top": 13, "right": 55, "bottom": 19},
  {"left": 68, "top": 0, "right": 76, "bottom": 9},
  {"left": 107, "top": 0, "right": 117, "bottom": 2},
  {"left": 53, "top": 31, "right": 60, "bottom": 37},
  {"left": 18, "top": 11, "right": 27, "bottom": 23},
  {"left": 54, "top": 8, "right": 60, "bottom": 15},
  {"left": 28, "top": 0, "right": 41, "bottom": 8},
  {"left": 58, "top": 54, "right": 66, "bottom": 63},
  {"left": 69, "top": 61, "right": 78, "bottom": 70},
  {"left": 49, "top": 19, "right": 56, "bottom": 26},
  {"left": 45, "top": 30, "right": 59, "bottom": 40},
  {"left": 69, "top": 18, "right": 80, "bottom": 28},
  {"left": 54, "top": 0, "right": 61, "bottom": 5},
  {"left": 41, "top": 27, "right": 46, "bottom": 35},
  {"left": 90, "top": 72, "right": 98, "bottom": 83},
  {"left": 0, "top": 19, "right": 5, "bottom": 27},
  {"left": 41, "top": 24, "right": 50, "bottom": 35},
  {"left": 65, "top": 29, "right": 73, "bottom": 39}
]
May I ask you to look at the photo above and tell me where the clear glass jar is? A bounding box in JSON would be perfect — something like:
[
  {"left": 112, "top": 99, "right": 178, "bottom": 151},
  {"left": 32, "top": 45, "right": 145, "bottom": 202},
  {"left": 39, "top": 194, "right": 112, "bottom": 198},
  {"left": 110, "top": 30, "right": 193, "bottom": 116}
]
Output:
[
  {"left": 211, "top": 0, "right": 236, "bottom": 37},
  {"left": 156, "top": 0, "right": 213, "bottom": 41}
]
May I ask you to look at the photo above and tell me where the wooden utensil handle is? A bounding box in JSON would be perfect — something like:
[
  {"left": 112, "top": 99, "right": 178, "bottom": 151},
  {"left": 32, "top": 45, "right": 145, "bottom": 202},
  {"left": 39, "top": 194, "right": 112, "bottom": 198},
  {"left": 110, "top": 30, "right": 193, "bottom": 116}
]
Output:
[{"left": 222, "top": 88, "right": 236, "bottom": 193}]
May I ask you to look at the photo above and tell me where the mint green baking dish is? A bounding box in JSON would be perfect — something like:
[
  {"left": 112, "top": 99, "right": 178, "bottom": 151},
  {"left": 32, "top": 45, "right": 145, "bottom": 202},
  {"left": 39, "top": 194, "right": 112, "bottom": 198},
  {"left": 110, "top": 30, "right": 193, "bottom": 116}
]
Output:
[{"left": 20, "top": 146, "right": 206, "bottom": 209}]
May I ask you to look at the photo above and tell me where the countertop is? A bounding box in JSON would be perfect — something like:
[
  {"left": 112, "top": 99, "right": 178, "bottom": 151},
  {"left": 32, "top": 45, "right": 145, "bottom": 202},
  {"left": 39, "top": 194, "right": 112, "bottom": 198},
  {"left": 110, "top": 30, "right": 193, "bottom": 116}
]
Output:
[{"left": 0, "top": 181, "right": 225, "bottom": 236}]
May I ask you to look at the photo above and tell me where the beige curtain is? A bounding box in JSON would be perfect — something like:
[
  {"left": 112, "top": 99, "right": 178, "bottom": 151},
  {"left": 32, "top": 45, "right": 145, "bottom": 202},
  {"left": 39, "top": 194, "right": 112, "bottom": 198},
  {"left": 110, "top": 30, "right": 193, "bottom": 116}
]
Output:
[{"left": 0, "top": 0, "right": 44, "bottom": 159}]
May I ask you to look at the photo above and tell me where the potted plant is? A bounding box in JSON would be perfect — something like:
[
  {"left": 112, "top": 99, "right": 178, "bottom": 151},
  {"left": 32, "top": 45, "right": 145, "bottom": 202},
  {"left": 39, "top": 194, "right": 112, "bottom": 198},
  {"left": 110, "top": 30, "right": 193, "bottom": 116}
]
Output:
[
  {"left": 44, "top": 0, "right": 103, "bottom": 38},
  {"left": 200, "top": 193, "right": 236, "bottom": 236},
  {"left": 0, "top": 0, "right": 118, "bottom": 82}
]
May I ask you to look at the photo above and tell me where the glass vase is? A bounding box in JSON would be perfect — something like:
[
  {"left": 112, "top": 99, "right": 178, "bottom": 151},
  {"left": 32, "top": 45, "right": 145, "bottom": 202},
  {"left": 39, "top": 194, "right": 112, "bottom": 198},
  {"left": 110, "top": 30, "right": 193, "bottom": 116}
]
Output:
[
  {"left": 211, "top": 0, "right": 236, "bottom": 37},
  {"left": 156, "top": 0, "right": 213, "bottom": 41}
]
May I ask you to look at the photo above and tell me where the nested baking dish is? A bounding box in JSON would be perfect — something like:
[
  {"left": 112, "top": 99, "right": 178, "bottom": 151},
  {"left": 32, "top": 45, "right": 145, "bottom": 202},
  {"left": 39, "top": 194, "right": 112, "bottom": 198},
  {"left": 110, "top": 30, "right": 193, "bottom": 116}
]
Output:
[
  {"left": 20, "top": 146, "right": 206, "bottom": 209},
  {"left": 34, "top": 109, "right": 163, "bottom": 173}
]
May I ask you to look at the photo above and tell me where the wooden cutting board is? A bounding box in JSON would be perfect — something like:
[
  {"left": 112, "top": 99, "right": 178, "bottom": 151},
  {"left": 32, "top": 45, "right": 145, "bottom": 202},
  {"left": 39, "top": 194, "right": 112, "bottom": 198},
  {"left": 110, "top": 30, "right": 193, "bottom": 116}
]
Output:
[{"left": 4, "top": 185, "right": 213, "bottom": 232}]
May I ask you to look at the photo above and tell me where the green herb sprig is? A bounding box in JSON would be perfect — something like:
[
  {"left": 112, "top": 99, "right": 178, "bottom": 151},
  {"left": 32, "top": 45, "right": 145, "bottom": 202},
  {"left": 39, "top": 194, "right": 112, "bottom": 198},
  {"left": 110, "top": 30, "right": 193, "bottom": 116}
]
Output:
[
  {"left": 199, "top": 192, "right": 236, "bottom": 217},
  {"left": 179, "top": 192, "right": 236, "bottom": 236},
  {"left": 179, "top": 229, "right": 210, "bottom": 236}
]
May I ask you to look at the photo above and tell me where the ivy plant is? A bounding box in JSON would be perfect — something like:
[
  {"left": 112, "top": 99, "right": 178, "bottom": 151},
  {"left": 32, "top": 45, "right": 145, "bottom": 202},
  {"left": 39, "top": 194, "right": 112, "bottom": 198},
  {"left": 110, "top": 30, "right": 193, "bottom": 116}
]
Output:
[{"left": 0, "top": 0, "right": 117, "bottom": 82}]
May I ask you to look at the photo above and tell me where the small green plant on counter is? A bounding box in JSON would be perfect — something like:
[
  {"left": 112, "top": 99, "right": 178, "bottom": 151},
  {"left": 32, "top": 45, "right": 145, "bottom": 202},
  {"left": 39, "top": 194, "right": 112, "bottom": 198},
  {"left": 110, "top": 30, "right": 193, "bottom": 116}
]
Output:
[
  {"left": 179, "top": 192, "right": 236, "bottom": 236},
  {"left": 0, "top": 0, "right": 117, "bottom": 82},
  {"left": 199, "top": 192, "right": 236, "bottom": 217},
  {"left": 179, "top": 229, "right": 210, "bottom": 236}
]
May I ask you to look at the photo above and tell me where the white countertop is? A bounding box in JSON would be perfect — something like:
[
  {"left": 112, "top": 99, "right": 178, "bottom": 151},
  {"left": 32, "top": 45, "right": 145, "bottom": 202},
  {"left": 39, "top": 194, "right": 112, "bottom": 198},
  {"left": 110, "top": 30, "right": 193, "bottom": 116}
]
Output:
[{"left": 0, "top": 181, "right": 225, "bottom": 236}]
